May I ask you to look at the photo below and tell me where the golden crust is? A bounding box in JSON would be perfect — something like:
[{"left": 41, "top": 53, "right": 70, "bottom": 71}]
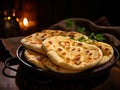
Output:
[
  {"left": 93, "top": 42, "right": 114, "bottom": 66},
  {"left": 21, "top": 30, "right": 67, "bottom": 54},
  {"left": 24, "top": 49, "right": 83, "bottom": 73},
  {"left": 43, "top": 36, "right": 103, "bottom": 70},
  {"left": 24, "top": 49, "right": 48, "bottom": 70},
  {"left": 66, "top": 31, "right": 88, "bottom": 40},
  {"left": 45, "top": 60, "right": 82, "bottom": 73}
]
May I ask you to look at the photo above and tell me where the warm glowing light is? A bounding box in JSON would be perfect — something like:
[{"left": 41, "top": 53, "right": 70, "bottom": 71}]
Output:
[
  {"left": 16, "top": 18, "right": 19, "bottom": 22},
  {"left": 23, "top": 18, "right": 28, "bottom": 26},
  {"left": 19, "top": 17, "right": 37, "bottom": 31},
  {"left": 7, "top": 16, "right": 11, "bottom": 20},
  {"left": 12, "top": 12, "right": 15, "bottom": 17}
]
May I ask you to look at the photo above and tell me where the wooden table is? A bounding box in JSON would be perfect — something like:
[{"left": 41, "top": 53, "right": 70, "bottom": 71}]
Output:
[{"left": 0, "top": 61, "right": 19, "bottom": 90}]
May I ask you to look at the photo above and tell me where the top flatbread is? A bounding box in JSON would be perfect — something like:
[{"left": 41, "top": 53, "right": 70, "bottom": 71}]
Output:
[
  {"left": 42, "top": 36, "right": 103, "bottom": 71},
  {"left": 21, "top": 30, "right": 67, "bottom": 54}
]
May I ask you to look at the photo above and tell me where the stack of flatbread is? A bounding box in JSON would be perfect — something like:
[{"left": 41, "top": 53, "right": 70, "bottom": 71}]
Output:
[{"left": 21, "top": 30, "right": 114, "bottom": 73}]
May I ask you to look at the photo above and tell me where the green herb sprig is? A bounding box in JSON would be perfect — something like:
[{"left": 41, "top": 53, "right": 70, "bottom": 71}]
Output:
[
  {"left": 65, "top": 18, "right": 105, "bottom": 41},
  {"left": 76, "top": 26, "right": 86, "bottom": 34},
  {"left": 66, "top": 18, "right": 86, "bottom": 34},
  {"left": 66, "top": 18, "right": 75, "bottom": 28},
  {"left": 89, "top": 32, "right": 105, "bottom": 41}
]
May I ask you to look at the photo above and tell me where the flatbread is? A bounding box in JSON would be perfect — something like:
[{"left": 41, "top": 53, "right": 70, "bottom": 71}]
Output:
[
  {"left": 66, "top": 31, "right": 94, "bottom": 44},
  {"left": 45, "top": 60, "right": 82, "bottom": 73},
  {"left": 93, "top": 42, "right": 114, "bottom": 66},
  {"left": 24, "top": 49, "right": 48, "bottom": 70},
  {"left": 21, "top": 29, "right": 114, "bottom": 73},
  {"left": 24, "top": 49, "right": 82, "bottom": 73},
  {"left": 21, "top": 30, "right": 91, "bottom": 55},
  {"left": 21, "top": 30, "right": 67, "bottom": 54},
  {"left": 67, "top": 31, "right": 88, "bottom": 40},
  {"left": 42, "top": 36, "right": 103, "bottom": 71},
  {"left": 67, "top": 31, "right": 114, "bottom": 65}
]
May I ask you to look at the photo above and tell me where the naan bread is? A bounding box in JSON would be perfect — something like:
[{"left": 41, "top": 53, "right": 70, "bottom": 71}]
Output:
[
  {"left": 67, "top": 31, "right": 114, "bottom": 65},
  {"left": 42, "top": 36, "right": 103, "bottom": 71},
  {"left": 24, "top": 49, "right": 82, "bottom": 73},
  {"left": 67, "top": 31, "right": 88, "bottom": 40},
  {"left": 24, "top": 49, "right": 48, "bottom": 70},
  {"left": 21, "top": 30, "right": 91, "bottom": 55},
  {"left": 93, "top": 42, "right": 114, "bottom": 66},
  {"left": 22, "top": 29, "right": 114, "bottom": 73},
  {"left": 45, "top": 60, "right": 82, "bottom": 73},
  {"left": 66, "top": 31, "right": 94, "bottom": 44},
  {"left": 21, "top": 30, "right": 67, "bottom": 54}
]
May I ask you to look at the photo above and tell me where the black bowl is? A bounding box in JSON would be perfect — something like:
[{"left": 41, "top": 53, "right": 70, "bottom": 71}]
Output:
[{"left": 16, "top": 45, "right": 119, "bottom": 80}]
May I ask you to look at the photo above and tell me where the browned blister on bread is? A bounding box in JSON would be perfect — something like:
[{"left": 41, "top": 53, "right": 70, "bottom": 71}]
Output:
[
  {"left": 24, "top": 49, "right": 49, "bottom": 70},
  {"left": 93, "top": 42, "right": 114, "bottom": 66},
  {"left": 21, "top": 30, "right": 67, "bottom": 54},
  {"left": 42, "top": 36, "right": 103, "bottom": 71}
]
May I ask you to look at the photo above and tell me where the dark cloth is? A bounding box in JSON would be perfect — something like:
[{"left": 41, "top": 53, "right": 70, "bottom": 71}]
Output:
[
  {"left": 49, "top": 17, "right": 120, "bottom": 54},
  {"left": 0, "top": 37, "right": 23, "bottom": 58}
]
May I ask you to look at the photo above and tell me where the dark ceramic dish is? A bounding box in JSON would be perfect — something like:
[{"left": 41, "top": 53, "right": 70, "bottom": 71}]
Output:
[{"left": 15, "top": 44, "right": 119, "bottom": 80}]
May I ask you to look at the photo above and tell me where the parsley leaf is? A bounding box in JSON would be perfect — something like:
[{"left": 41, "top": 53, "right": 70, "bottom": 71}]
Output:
[
  {"left": 76, "top": 26, "right": 86, "bottom": 34},
  {"left": 66, "top": 18, "right": 75, "bottom": 28},
  {"left": 89, "top": 32, "right": 105, "bottom": 41},
  {"left": 95, "top": 34, "right": 105, "bottom": 41}
]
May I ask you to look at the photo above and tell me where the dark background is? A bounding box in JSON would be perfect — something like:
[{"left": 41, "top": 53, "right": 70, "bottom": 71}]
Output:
[
  {"left": 16, "top": 0, "right": 120, "bottom": 26},
  {"left": 0, "top": 0, "right": 120, "bottom": 37}
]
